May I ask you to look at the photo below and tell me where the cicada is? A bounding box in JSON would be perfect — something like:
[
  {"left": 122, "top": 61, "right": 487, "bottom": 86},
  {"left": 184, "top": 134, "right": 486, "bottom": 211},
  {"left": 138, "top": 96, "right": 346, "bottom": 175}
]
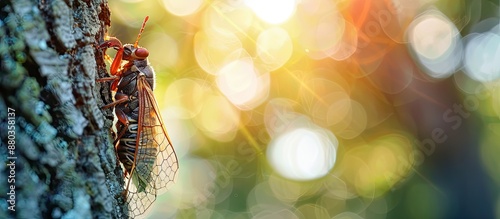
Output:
[{"left": 98, "top": 16, "right": 179, "bottom": 218}]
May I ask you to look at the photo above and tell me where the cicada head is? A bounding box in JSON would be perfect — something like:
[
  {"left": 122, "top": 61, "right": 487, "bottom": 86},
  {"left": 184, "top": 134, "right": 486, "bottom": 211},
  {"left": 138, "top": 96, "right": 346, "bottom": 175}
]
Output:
[
  {"left": 121, "top": 16, "right": 150, "bottom": 61},
  {"left": 122, "top": 44, "right": 150, "bottom": 61}
]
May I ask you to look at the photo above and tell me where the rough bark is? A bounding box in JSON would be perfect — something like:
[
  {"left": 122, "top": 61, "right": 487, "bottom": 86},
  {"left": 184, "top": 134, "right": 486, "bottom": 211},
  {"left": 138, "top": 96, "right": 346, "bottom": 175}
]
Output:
[{"left": 0, "top": 0, "right": 127, "bottom": 218}]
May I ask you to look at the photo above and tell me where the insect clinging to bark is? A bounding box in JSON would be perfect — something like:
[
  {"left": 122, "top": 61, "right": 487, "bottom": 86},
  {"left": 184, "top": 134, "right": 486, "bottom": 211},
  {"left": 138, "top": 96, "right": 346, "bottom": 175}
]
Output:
[{"left": 98, "top": 16, "right": 179, "bottom": 218}]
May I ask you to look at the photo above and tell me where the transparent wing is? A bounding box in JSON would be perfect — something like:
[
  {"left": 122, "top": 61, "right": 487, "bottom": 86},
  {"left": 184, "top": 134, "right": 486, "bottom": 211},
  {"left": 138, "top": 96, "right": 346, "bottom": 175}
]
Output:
[{"left": 124, "top": 74, "right": 179, "bottom": 218}]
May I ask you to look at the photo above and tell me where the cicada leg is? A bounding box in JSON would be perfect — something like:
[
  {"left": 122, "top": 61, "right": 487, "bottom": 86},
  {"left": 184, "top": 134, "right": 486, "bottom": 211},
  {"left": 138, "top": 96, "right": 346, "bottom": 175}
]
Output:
[
  {"left": 113, "top": 107, "right": 130, "bottom": 154},
  {"left": 96, "top": 76, "right": 118, "bottom": 82},
  {"left": 97, "top": 75, "right": 121, "bottom": 92},
  {"left": 101, "top": 92, "right": 129, "bottom": 109}
]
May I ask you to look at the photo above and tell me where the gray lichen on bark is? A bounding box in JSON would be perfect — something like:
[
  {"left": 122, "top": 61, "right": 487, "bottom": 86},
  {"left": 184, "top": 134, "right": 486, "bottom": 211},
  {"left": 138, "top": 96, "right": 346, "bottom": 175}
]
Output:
[{"left": 0, "top": 0, "right": 127, "bottom": 218}]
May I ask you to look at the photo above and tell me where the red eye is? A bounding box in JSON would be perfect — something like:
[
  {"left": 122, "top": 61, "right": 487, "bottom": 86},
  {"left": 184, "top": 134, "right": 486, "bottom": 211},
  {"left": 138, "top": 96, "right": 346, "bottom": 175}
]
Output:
[{"left": 134, "top": 48, "right": 149, "bottom": 58}]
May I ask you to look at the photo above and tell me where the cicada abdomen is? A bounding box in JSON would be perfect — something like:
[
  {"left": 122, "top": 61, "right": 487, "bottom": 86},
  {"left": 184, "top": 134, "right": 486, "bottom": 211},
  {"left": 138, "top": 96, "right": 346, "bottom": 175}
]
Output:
[{"left": 98, "top": 16, "right": 179, "bottom": 218}]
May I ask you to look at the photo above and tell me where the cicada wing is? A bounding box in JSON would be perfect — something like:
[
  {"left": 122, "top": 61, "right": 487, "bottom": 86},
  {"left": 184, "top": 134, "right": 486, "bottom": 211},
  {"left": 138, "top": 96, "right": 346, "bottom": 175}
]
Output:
[
  {"left": 124, "top": 180, "right": 156, "bottom": 219},
  {"left": 124, "top": 74, "right": 179, "bottom": 218},
  {"left": 137, "top": 74, "right": 179, "bottom": 193}
]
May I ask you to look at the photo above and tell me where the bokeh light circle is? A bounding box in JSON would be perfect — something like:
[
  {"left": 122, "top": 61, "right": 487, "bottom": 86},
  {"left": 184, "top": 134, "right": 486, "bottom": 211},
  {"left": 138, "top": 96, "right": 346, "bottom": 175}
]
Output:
[
  {"left": 141, "top": 33, "right": 179, "bottom": 70},
  {"left": 157, "top": 156, "right": 217, "bottom": 211},
  {"left": 244, "top": 0, "right": 296, "bottom": 24},
  {"left": 298, "top": 9, "right": 346, "bottom": 59},
  {"left": 194, "top": 93, "right": 240, "bottom": 142},
  {"left": 161, "top": 0, "right": 204, "bottom": 16},
  {"left": 332, "top": 100, "right": 368, "bottom": 140},
  {"left": 267, "top": 127, "right": 338, "bottom": 181},
  {"left": 256, "top": 27, "right": 293, "bottom": 71},
  {"left": 338, "top": 133, "right": 413, "bottom": 198},
  {"left": 216, "top": 58, "right": 270, "bottom": 110},
  {"left": 162, "top": 78, "right": 205, "bottom": 119},
  {"left": 194, "top": 30, "right": 243, "bottom": 75},
  {"left": 204, "top": 2, "right": 254, "bottom": 36},
  {"left": 407, "top": 10, "right": 463, "bottom": 78},
  {"left": 409, "top": 14, "right": 454, "bottom": 60},
  {"left": 464, "top": 32, "right": 500, "bottom": 82},
  {"left": 217, "top": 59, "right": 258, "bottom": 105}
]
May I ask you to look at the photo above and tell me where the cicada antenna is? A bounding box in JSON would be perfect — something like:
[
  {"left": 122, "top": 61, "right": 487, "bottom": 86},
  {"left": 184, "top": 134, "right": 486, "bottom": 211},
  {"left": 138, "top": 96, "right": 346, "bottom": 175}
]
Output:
[{"left": 134, "top": 16, "right": 149, "bottom": 48}]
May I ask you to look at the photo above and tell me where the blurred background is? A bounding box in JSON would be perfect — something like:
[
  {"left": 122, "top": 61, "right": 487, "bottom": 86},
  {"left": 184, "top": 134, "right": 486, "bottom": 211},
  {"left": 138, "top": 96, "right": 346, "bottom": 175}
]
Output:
[{"left": 106, "top": 0, "right": 500, "bottom": 218}]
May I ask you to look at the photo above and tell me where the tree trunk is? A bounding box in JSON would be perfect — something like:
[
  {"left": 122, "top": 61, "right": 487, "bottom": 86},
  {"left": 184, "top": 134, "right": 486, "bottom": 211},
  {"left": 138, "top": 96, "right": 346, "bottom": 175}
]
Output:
[{"left": 0, "top": 0, "right": 127, "bottom": 218}]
